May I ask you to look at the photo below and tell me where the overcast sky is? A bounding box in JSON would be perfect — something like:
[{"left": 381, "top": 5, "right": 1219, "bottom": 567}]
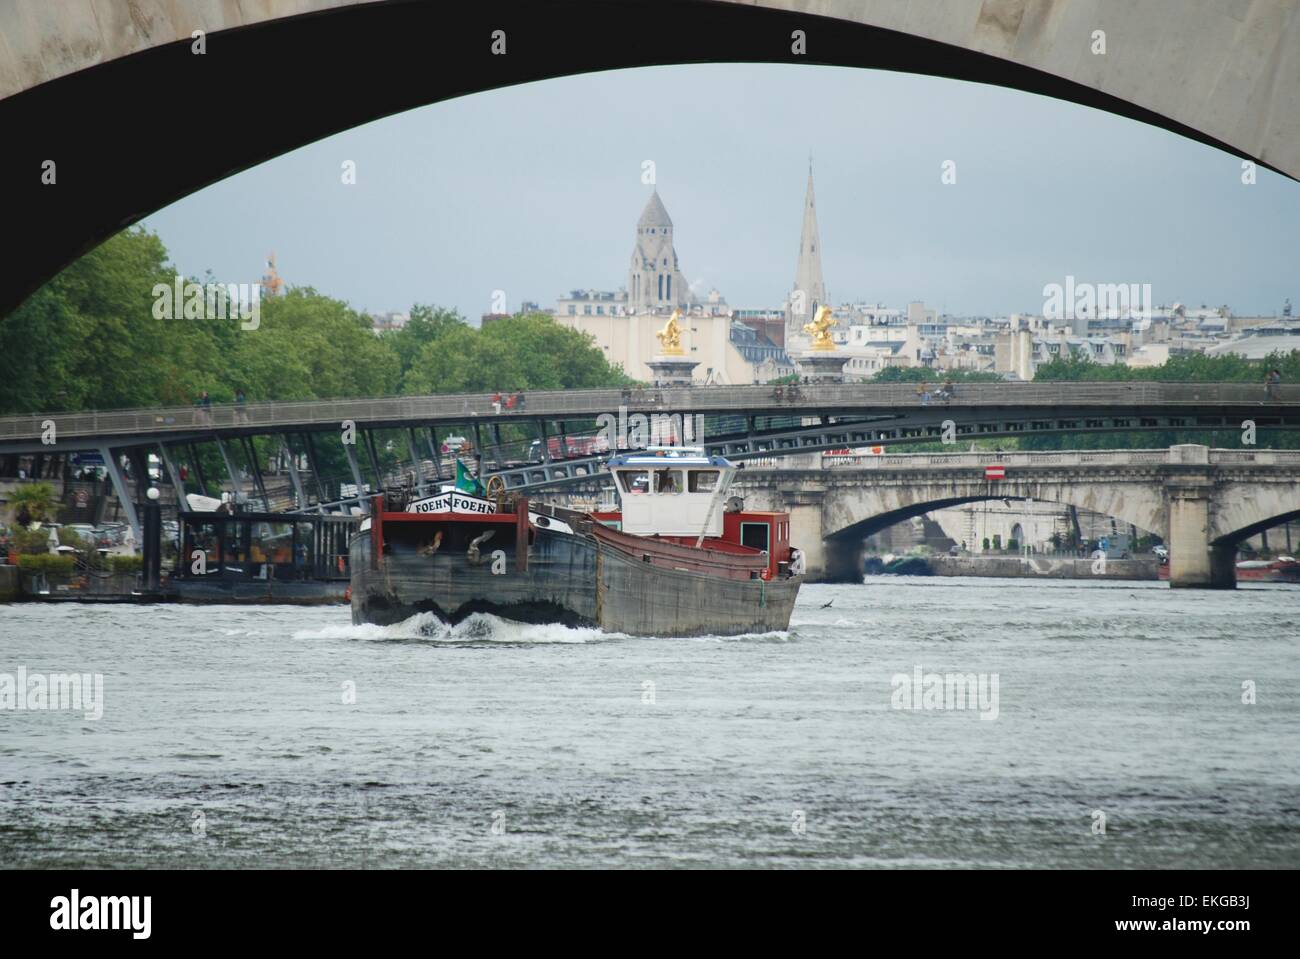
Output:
[{"left": 141, "top": 62, "right": 1299, "bottom": 320}]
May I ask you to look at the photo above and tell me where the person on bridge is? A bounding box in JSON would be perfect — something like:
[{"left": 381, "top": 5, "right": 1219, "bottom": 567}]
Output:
[
  {"left": 916, "top": 382, "right": 930, "bottom": 406},
  {"left": 1266, "top": 368, "right": 1281, "bottom": 401},
  {"left": 491, "top": 392, "right": 503, "bottom": 415}
]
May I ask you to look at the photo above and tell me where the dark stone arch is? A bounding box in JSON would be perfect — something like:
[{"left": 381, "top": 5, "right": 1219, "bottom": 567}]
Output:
[{"left": 2, "top": 0, "right": 1285, "bottom": 318}]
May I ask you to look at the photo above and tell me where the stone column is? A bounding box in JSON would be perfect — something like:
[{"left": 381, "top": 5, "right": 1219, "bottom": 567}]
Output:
[
  {"left": 1166, "top": 492, "right": 1233, "bottom": 587},
  {"left": 1209, "top": 540, "right": 1238, "bottom": 589},
  {"left": 823, "top": 536, "right": 865, "bottom": 583},
  {"left": 1164, "top": 445, "right": 1233, "bottom": 588},
  {"left": 1166, "top": 483, "right": 1213, "bottom": 587},
  {"left": 646, "top": 356, "right": 699, "bottom": 387},
  {"left": 793, "top": 352, "right": 849, "bottom": 384}
]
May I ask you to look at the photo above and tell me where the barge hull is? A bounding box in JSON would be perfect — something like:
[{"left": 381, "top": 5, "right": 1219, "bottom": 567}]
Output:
[{"left": 351, "top": 525, "right": 799, "bottom": 637}]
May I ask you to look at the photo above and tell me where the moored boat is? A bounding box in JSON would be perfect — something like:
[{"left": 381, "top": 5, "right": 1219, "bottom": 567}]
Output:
[
  {"left": 349, "top": 449, "right": 803, "bottom": 636},
  {"left": 1156, "top": 555, "right": 1300, "bottom": 583}
]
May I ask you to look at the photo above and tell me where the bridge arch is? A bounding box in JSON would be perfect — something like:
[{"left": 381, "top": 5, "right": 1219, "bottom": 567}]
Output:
[
  {"left": 4, "top": 0, "right": 1298, "bottom": 316},
  {"left": 821, "top": 476, "right": 1167, "bottom": 542},
  {"left": 820, "top": 485, "right": 1163, "bottom": 582}
]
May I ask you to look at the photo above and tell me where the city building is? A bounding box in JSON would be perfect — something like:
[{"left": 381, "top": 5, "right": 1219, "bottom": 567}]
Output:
[
  {"left": 626, "top": 189, "right": 693, "bottom": 313},
  {"left": 553, "top": 188, "right": 793, "bottom": 383},
  {"left": 369, "top": 311, "right": 409, "bottom": 332}
]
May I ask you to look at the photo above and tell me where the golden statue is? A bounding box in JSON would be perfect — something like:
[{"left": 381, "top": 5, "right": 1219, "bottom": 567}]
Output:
[
  {"left": 655, "top": 309, "right": 686, "bottom": 356},
  {"left": 802, "top": 304, "right": 837, "bottom": 352}
]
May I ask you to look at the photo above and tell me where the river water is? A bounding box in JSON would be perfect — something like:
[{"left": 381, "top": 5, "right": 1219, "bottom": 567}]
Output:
[{"left": 2, "top": 578, "right": 1297, "bottom": 868}]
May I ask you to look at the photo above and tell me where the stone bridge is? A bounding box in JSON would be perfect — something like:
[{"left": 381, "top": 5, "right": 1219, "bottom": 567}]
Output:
[{"left": 734, "top": 445, "right": 1300, "bottom": 588}]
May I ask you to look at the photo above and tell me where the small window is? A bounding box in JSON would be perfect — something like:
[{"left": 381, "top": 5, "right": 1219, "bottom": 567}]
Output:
[
  {"left": 618, "top": 470, "right": 649, "bottom": 493},
  {"left": 653, "top": 469, "right": 684, "bottom": 494},
  {"left": 740, "top": 522, "right": 770, "bottom": 552},
  {"left": 688, "top": 470, "right": 720, "bottom": 492}
]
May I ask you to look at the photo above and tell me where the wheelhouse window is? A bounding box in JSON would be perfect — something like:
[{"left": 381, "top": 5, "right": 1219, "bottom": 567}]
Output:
[
  {"left": 618, "top": 470, "right": 649, "bottom": 493},
  {"left": 687, "top": 469, "right": 720, "bottom": 492},
  {"left": 653, "top": 469, "right": 684, "bottom": 494}
]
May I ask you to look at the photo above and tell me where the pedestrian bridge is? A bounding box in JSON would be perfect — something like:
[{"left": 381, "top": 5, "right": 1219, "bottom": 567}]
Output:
[
  {"left": 3, "top": 380, "right": 1295, "bottom": 455},
  {"left": 734, "top": 445, "right": 1300, "bottom": 589}
]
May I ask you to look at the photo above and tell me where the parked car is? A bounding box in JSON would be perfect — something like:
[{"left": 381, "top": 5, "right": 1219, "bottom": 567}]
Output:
[
  {"left": 93, "top": 524, "right": 129, "bottom": 548},
  {"left": 63, "top": 524, "right": 98, "bottom": 543}
]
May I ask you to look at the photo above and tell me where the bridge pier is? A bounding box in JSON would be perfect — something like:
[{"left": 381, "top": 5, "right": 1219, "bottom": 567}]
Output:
[
  {"left": 823, "top": 538, "right": 865, "bottom": 584},
  {"left": 1209, "top": 541, "right": 1238, "bottom": 589},
  {"left": 1165, "top": 460, "right": 1234, "bottom": 588}
]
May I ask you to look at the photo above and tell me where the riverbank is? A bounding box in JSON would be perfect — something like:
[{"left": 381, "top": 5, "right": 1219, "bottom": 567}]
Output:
[{"left": 923, "top": 554, "right": 1159, "bottom": 581}]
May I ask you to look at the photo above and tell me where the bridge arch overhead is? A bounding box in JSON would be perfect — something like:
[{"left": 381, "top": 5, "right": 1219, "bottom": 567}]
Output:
[{"left": 3, "top": 0, "right": 1298, "bottom": 316}]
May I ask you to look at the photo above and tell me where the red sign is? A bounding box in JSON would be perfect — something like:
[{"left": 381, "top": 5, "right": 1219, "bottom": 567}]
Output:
[{"left": 984, "top": 465, "right": 1006, "bottom": 480}]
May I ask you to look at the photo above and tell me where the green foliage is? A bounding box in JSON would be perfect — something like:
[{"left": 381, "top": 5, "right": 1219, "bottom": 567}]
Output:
[
  {"left": 11, "top": 526, "right": 51, "bottom": 554},
  {"left": 2, "top": 226, "right": 628, "bottom": 419},
  {"left": 232, "top": 288, "right": 400, "bottom": 402},
  {"left": 0, "top": 229, "right": 177, "bottom": 411},
  {"left": 8, "top": 482, "right": 58, "bottom": 524},
  {"left": 400, "top": 312, "right": 631, "bottom": 395},
  {"left": 382, "top": 304, "right": 467, "bottom": 380},
  {"left": 17, "top": 553, "right": 75, "bottom": 574},
  {"left": 1025, "top": 350, "right": 1300, "bottom": 450},
  {"left": 1032, "top": 350, "right": 1300, "bottom": 384},
  {"left": 872, "top": 367, "right": 1005, "bottom": 383},
  {"left": 110, "top": 555, "right": 143, "bottom": 573}
]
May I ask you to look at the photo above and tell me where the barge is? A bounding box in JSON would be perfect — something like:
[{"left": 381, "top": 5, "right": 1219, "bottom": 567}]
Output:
[{"left": 350, "top": 450, "right": 803, "bottom": 636}]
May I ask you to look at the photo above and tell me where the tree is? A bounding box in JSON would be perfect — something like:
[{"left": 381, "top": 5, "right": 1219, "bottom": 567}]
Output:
[
  {"left": 873, "top": 367, "right": 1004, "bottom": 383},
  {"left": 401, "top": 312, "right": 630, "bottom": 395},
  {"left": 0, "top": 228, "right": 179, "bottom": 413},
  {"left": 8, "top": 482, "right": 58, "bottom": 526},
  {"left": 383, "top": 305, "right": 467, "bottom": 379}
]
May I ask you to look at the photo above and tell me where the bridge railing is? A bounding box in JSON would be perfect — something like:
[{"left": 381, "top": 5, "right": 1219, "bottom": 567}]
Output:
[
  {"left": 744, "top": 447, "right": 1300, "bottom": 471},
  {"left": 1, "top": 381, "right": 1296, "bottom": 442},
  {"left": 1208, "top": 449, "right": 1300, "bottom": 466}
]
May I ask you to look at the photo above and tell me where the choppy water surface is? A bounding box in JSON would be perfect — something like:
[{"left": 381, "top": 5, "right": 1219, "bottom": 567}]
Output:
[{"left": 2, "top": 578, "right": 1298, "bottom": 868}]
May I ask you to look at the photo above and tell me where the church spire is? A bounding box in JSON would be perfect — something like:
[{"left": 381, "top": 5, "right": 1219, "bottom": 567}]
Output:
[{"left": 792, "top": 161, "right": 828, "bottom": 319}]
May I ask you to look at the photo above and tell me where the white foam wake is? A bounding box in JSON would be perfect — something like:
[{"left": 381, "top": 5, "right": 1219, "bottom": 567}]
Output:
[{"left": 293, "top": 611, "right": 617, "bottom": 645}]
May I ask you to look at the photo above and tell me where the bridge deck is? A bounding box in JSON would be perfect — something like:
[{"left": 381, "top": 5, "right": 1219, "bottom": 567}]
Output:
[{"left": 2, "top": 382, "right": 1296, "bottom": 445}]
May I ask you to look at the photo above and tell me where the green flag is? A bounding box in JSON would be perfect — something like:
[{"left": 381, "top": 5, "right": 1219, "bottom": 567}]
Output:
[{"left": 455, "top": 459, "right": 485, "bottom": 495}]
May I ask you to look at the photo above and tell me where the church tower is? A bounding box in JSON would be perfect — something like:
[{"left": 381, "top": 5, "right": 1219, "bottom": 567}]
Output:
[
  {"left": 628, "top": 189, "right": 691, "bottom": 313},
  {"left": 787, "top": 161, "right": 829, "bottom": 346}
]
